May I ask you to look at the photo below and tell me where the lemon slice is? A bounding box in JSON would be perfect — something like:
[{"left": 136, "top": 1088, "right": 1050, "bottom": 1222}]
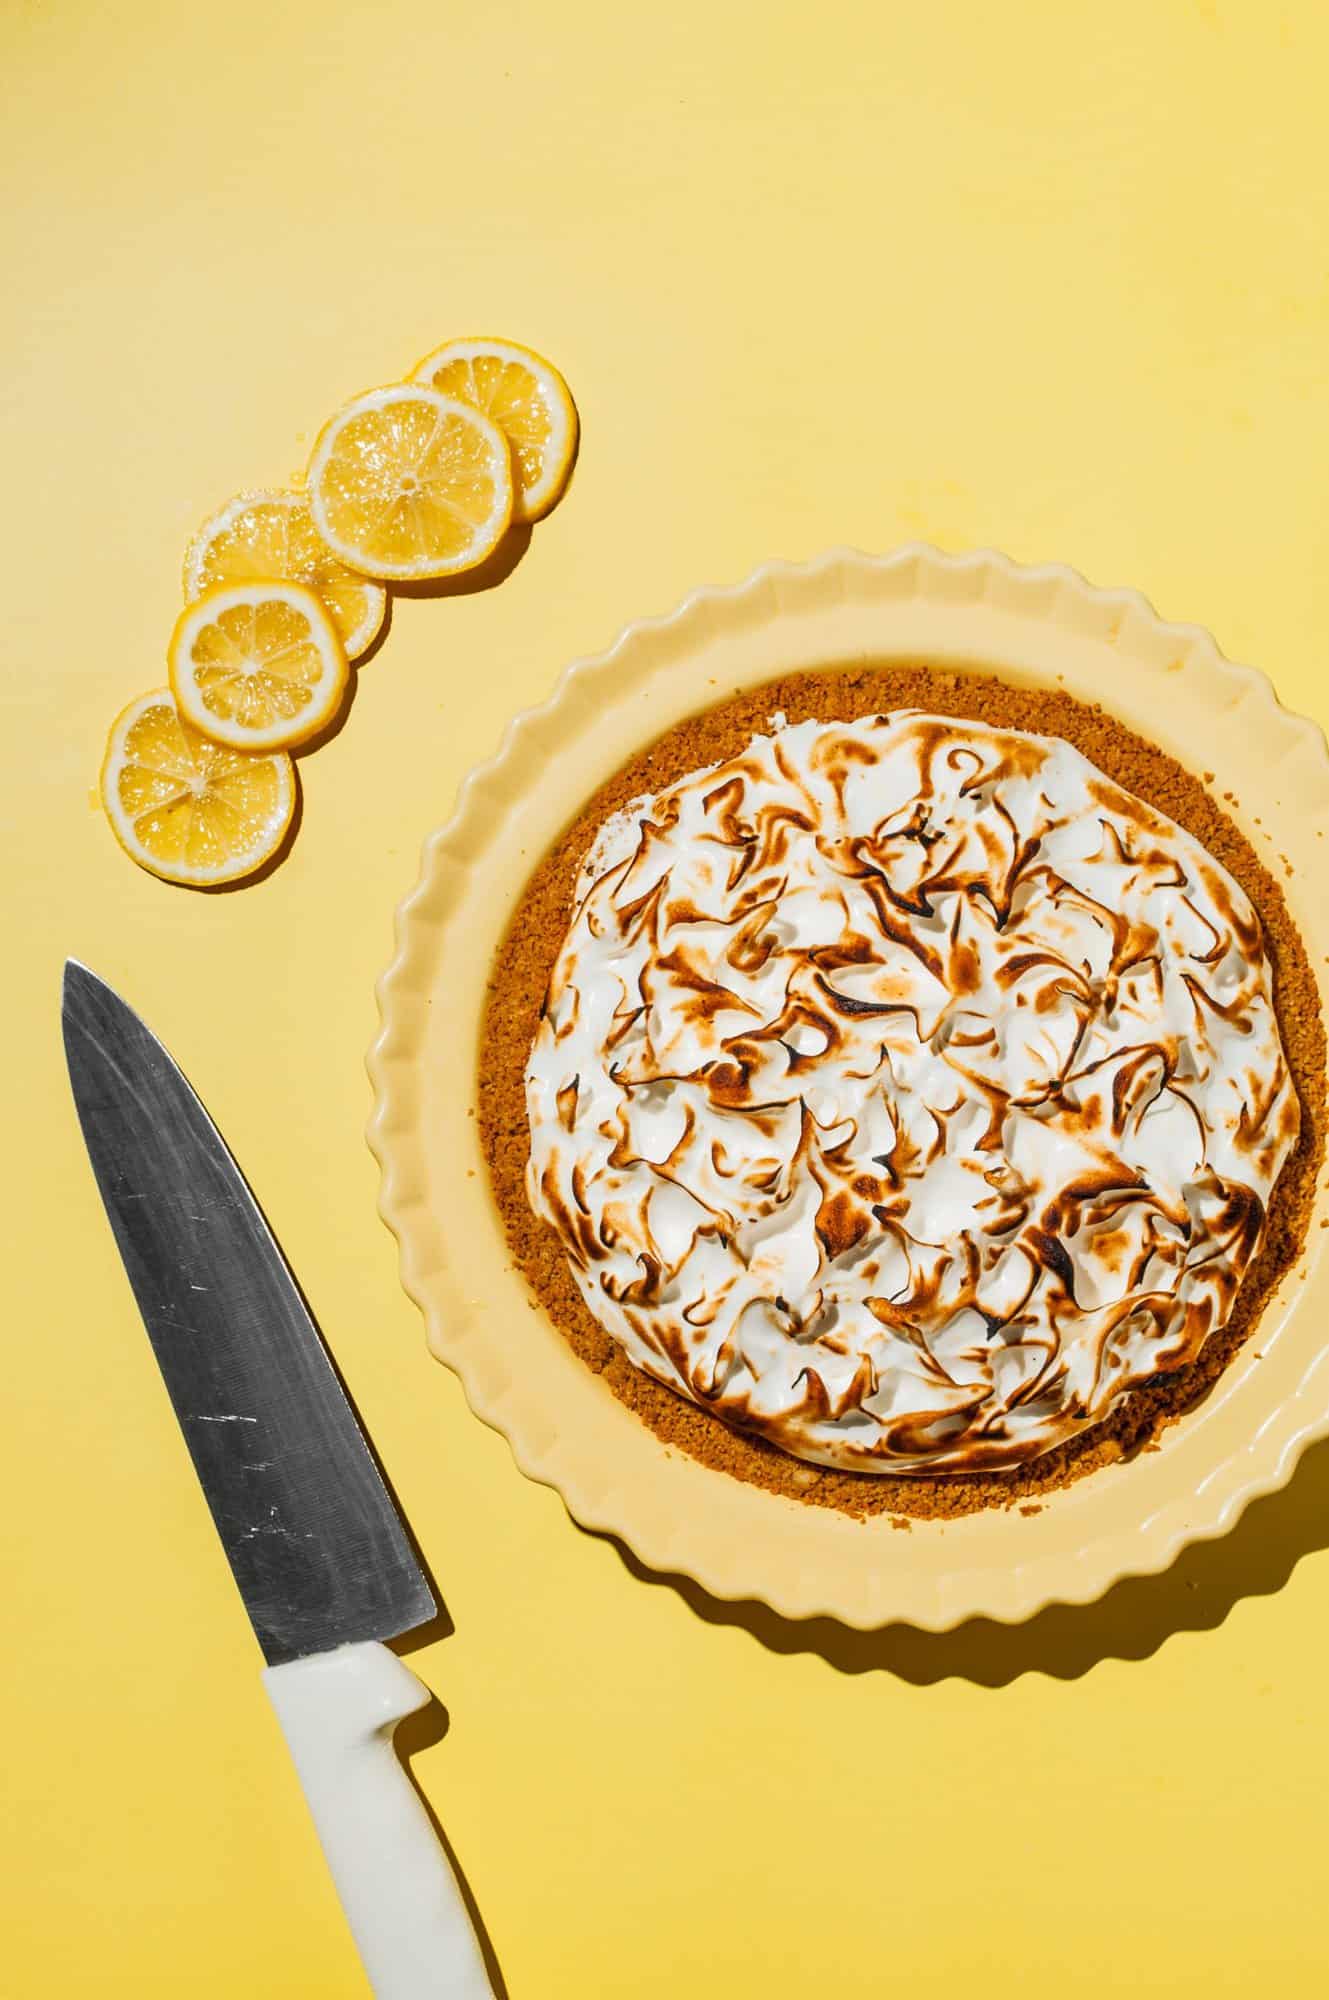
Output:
[
  {"left": 306, "top": 384, "right": 513, "bottom": 581},
  {"left": 101, "top": 689, "right": 296, "bottom": 886},
  {"left": 183, "top": 488, "right": 387, "bottom": 662},
  {"left": 411, "top": 337, "right": 577, "bottom": 523},
  {"left": 168, "top": 582, "right": 349, "bottom": 753}
]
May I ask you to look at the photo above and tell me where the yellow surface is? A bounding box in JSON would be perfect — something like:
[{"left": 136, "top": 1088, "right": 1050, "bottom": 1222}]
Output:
[{"left": 4, "top": 2, "right": 1329, "bottom": 1993}]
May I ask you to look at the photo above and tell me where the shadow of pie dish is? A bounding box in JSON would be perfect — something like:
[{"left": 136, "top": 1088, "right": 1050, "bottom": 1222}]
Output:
[{"left": 369, "top": 549, "right": 1329, "bottom": 1630}]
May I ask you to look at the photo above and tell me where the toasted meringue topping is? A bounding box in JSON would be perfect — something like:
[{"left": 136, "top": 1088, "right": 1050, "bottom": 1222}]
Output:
[{"left": 525, "top": 713, "right": 1298, "bottom": 1473}]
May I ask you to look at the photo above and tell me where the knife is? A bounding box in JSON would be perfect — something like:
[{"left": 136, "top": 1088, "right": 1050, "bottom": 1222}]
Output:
[{"left": 62, "top": 961, "right": 494, "bottom": 2000}]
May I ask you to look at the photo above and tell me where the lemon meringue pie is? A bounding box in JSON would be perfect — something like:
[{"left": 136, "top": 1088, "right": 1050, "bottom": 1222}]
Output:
[{"left": 524, "top": 712, "right": 1298, "bottom": 1475}]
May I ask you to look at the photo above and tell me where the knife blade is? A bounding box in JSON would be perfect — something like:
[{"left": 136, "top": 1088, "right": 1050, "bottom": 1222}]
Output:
[
  {"left": 62, "top": 957, "right": 433, "bottom": 1666},
  {"left": 63, "top": 961, "right": 494, "bottom": 2000}
]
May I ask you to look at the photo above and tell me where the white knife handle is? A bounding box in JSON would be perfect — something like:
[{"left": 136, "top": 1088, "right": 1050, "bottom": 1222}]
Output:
[{"left": 263, "top": 1642, "right": 494, "bottom": 1999}]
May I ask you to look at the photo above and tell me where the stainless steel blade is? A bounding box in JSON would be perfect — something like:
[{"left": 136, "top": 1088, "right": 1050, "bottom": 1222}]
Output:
[{"left": 62, "top": 961, "right": 435, "bottom": 1666}]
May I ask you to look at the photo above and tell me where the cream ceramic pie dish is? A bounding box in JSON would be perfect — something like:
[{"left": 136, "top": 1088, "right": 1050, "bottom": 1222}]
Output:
[{"left": 368, "top": 547, "right": 1329, "bottom": 1631}]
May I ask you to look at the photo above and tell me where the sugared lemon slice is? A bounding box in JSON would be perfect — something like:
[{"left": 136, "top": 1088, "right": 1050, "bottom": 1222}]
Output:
[
  {"left": 101, "top": 689, "right": 296, "bottom": 886},
  {"left": 307, "top": 384, "right": 512, "bottom": 580},
  {"left": 411, "top": 336, "right": 577, "bottom": 523},
  {"left": 169, "top": 582, "right": 348, "bottom": 753}
]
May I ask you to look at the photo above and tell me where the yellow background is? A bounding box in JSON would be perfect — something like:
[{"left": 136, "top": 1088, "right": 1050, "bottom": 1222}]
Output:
[{"left": 5, "top": 1, "right": 1329, "bottom": 1993}]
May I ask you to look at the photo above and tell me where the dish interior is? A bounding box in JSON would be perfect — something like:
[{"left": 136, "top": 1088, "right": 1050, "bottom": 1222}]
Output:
[{"left": 478, "top": 661, "right": 1325, "bottom": 1521}]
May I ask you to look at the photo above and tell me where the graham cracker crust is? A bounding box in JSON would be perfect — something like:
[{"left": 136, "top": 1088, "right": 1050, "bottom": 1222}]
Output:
[{"left": 478, "top": 664, "right": 1326, "bottom": 1521}]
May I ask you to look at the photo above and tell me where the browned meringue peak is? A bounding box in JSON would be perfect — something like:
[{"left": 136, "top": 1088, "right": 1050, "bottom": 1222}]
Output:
[{"left": 525, "top": 712, "right": 1298, "bottom": 1474}]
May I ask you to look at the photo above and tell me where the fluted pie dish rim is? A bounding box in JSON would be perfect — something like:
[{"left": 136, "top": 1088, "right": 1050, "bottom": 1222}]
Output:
[{"left": 368, "top": 547, "right": 1329, "bottom": 1631}]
